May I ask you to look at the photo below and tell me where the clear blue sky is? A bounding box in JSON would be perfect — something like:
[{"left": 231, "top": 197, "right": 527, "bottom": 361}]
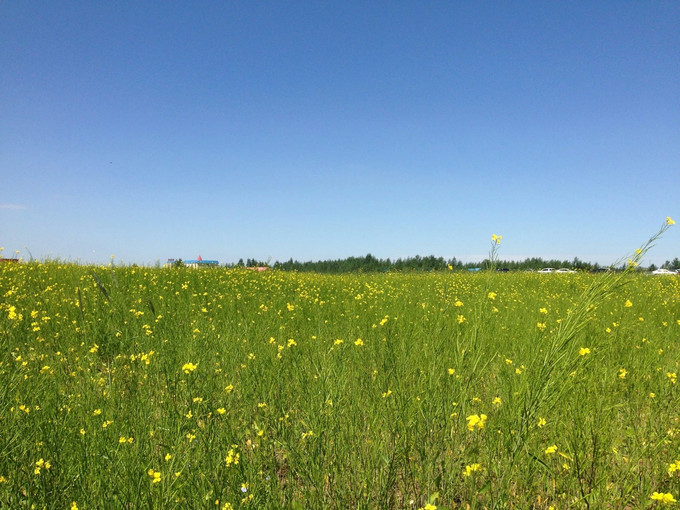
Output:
[{"left": 1, "top": 2, "right": 678, "bottom": 266}]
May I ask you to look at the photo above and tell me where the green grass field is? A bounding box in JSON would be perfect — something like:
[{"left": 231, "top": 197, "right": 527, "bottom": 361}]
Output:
[{"left": 1, "top": 233, "right": 679, "bottom": 508}]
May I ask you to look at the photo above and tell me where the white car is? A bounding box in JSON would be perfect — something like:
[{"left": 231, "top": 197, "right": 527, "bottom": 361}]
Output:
[
  {"left": 651, "top": 268, "right": 677, "bottom": 276},
  {"left": 538, "top": 268, "right": 555, "bottom": 273},
  {"left": 555, "top": 268, "right": 576, "bottom": 273}
]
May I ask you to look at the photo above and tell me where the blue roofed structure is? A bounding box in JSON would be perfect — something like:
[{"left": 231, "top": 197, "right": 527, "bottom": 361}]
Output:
[
  {"left": 166, "top": 256, "right": 219, "bottom": 268},
  {"left": 184, "top": 259, "right": 219, "bottom": 267}
]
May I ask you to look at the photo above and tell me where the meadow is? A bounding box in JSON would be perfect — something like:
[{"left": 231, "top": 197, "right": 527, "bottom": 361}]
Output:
[{"left": 1, "top": 232, "right": 679, "bottom": 508}]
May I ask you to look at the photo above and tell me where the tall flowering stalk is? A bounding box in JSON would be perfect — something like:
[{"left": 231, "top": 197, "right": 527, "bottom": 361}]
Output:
[
  {"left": 456, "top": 234, "right": 504, "bottom": 394},
  {"left": 495, "top": 218, "right": 675, "bottom": 505},
  {"left": 488, "top": 235, "right": 502, "bottom": 272}
]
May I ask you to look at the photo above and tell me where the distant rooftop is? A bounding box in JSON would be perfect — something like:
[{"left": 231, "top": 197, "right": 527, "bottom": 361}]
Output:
[{"left": 166, "top": 257, "right": 219, "bottom": 267}]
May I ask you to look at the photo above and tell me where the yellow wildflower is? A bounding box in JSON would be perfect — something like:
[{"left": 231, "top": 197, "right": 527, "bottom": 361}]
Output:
[
  {"left": 34, "top": 458, "right": 50, "bottom": 475},
  {"left": 463, "top": 463, "right": 483, "bottom": 477},
  {"left": 651, "top": 491, "right": 676, "bottom": 504},
  {"left": 225, "top": 448, "right": 240, "bottom": 467},
  {"left": 148, "top": 469, "right": 161, "bottom": 483},
  {"left": 466, "top": 414, "right": 487, "bottom": 431},
  {"left": 182, "top": 362, "right": 198, "bottom": 374},
  {"left": 668, "top": 460, "right": 680, "bottom": 476}
]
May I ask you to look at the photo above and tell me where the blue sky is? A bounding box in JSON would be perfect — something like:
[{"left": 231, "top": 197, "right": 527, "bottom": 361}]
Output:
[{"left": 1, "top": 2, "right": 678, "bottom": 266}]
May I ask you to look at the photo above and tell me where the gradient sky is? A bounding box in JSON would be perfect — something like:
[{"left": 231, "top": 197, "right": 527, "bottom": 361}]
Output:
[{"left": 1, "top": 2, "right": 678, "bottom": 266}]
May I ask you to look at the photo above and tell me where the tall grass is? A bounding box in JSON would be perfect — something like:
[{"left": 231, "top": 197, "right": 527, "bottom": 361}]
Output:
[{"left": 0, "top": 223, "right": 678, "bottom": 509}]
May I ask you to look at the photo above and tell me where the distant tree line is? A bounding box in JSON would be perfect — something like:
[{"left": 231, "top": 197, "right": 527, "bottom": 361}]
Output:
[
  {"left": 271, "top": 254, "right": 455, "bottom": 273},
  {"left": 214, "top": 254, "right": 677, "bottom": 274},
  {"left": 661, "top": 258, "right": 680, "bottom": 270}
]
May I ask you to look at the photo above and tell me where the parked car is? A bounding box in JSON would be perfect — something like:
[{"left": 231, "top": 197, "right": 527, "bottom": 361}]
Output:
[
  {"left": 538, "top": 268, "right": 555, "bottom": 273},
  {"left": 651, "top": 268, "right": 677, "bottom": 275},
  {"left": 556, "top": 268, "right": 576, "bottom": 273}
]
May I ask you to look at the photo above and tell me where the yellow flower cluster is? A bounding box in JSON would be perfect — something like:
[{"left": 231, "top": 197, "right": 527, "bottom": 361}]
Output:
[
  {"left": 668, "top": 460, "right": 680, "bottom": 476},
  {"left": 225, "top": 447, "right": 240, "bottom": 467},
  {"left": 34, "top": 458, "right": 51, "bottom": 475},
  {"left": 545, "top": 445, "right": 558, "bottom": 454},
  {"left": 463, "top": 463, "right": 483, "bottom": 477},
  {"left": 466, "top": 414, "right": 487, "bottom": 431},
  {"left": 147, "top": 469, "right": 161, "bottom": 483},
  {"left": 651, "top": 492, "right": 676, "bottom": 504},
  {"left": 182, "top": 362, "right": 198, "bottom": 374}
]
